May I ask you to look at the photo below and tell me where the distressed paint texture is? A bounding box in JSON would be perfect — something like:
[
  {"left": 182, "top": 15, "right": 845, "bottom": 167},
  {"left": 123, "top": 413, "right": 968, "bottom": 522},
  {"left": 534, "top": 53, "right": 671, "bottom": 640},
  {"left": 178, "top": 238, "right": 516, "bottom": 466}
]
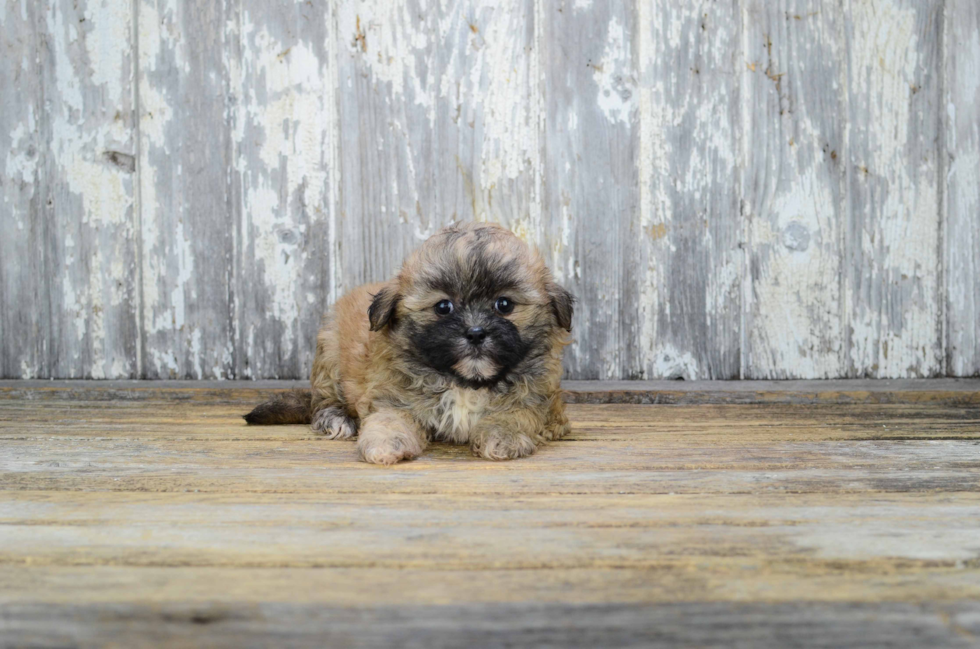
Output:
[
  {"left": 541, "top": 0, "right": 638, "bottom": 380},
  {"left": 235, "top": 0, "right": 338, "bottom": 379},
  {"left": 0, "top": 0, "right": 44, "bottom": 378},
  {"left": 844, "top": 0, "right": 944, "bottom": 378},
  {"left": 138, "top": 0, "right": 237, "bottom": 379},
  {"left": 741, "top": 1, "right": 844, "bottom": 378},
  {"left": 336, "top": 0, "right": 539, "bottom": 290},
  {"left": 1, "top": 0, "right": 978, "bottom": 380},
  {"left": 945, "top": 0, "right": 980, "bottom": 377},
  {"left": 40, "top": 0, "right": 140, "bottom": 379},
  {"left": 637, "top": 0, "right": 740, "bottom": 381}
]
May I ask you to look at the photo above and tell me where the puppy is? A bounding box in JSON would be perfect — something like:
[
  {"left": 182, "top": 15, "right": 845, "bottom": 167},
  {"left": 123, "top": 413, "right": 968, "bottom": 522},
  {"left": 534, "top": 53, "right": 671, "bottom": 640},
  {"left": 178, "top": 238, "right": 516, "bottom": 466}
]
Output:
[{"left": 244, "top": 222, "right": 574, "bottom": 465}]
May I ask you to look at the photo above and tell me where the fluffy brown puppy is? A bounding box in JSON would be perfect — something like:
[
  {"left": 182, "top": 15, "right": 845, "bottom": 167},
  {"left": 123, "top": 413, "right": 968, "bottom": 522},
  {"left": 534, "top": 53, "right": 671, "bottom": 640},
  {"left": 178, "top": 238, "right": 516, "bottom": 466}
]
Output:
[{"left": 244, "top": 222, "right": 574, "bottom": 465}]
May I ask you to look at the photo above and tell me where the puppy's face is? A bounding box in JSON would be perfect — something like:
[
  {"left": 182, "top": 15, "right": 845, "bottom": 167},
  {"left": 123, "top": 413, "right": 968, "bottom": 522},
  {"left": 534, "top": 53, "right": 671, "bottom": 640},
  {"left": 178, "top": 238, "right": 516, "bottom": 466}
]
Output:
[{"left": 369, "top": 223, "right": 573, "bottom": 388}]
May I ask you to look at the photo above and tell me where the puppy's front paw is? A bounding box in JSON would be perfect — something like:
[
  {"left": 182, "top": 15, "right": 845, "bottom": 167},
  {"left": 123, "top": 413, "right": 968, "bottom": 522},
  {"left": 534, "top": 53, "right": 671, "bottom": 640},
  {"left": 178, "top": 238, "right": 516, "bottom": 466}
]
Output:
[
  {"left": 311, "top": 407, "right": 358, "bottom": 440},
  {"left": 471, "top": 432, "right": 538, "bottom": 461},
  {"left": 357, "top": 410, "right": 426, "bottom": 466}
]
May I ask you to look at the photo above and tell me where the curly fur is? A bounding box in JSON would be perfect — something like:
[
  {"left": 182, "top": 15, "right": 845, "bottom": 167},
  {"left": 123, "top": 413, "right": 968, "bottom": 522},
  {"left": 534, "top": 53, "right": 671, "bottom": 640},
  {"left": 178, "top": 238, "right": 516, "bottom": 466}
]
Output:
[{"left": 245, "top": 222, "right": 574, "bottom": 465}]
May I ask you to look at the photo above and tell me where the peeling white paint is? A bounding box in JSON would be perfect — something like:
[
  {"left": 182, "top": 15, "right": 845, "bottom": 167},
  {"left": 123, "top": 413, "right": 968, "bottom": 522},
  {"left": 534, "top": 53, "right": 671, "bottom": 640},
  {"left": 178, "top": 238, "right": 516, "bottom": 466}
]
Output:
[
  {"left": 2, "top": 0, "right": 972, "bottom": 380},
  {"left": 238, "top": 18, "right": 331, "bottom": 352},
  {"left": 338, "top": 1, "right": 432, "bottom": 113},
  {"left": 82, "top": 0, "right": 131, "bottom": 107},
  {"left": 944, "top": 1, "right": 980, "bottom": 377},
  {"left": 3, "top": 120, "right": 36, "bottom": 190},
  {"left": 740, "top": 2, "right": 845, "bottom": 380},
  {"left": 649, "top": 344, "right": 699, "bottom": 381},
  {"left": 847, "top": 0, "right": 941, "bottom": 377},
  {"left": 39, "top": 0, "right": 137, "bottom": 378},
  {"left": 593, "top": 15, "right": 635, "bottom": 125}
]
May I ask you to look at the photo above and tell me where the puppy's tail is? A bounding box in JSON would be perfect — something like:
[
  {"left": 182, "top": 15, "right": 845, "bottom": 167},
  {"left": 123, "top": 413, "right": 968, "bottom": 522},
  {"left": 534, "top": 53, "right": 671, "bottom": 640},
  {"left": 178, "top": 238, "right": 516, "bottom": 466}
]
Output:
[{"left": 243, "top": 389, "right": 313, "bottom": 425}]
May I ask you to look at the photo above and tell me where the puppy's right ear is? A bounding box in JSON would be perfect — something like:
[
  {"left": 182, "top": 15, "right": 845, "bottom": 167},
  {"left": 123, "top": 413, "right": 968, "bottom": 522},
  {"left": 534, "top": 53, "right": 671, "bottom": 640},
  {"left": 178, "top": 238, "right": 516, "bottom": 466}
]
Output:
[
  {"left": 547, "top": 282, "right": 575, "bottom": 332},
  {"left": 368, "top": 286, "right": 400, "bottom": 332}
]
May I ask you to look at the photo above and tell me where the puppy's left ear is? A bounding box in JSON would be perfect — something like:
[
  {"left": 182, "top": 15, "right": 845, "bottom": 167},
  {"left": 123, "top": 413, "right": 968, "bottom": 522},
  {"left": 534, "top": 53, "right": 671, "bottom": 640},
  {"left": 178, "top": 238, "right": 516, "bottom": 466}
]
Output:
[
  {"left": 547, "top": 282, "right": 575, "bottom": 331},
  {"left": 368, "top": 286, "right": 401, "bottom": 332}
]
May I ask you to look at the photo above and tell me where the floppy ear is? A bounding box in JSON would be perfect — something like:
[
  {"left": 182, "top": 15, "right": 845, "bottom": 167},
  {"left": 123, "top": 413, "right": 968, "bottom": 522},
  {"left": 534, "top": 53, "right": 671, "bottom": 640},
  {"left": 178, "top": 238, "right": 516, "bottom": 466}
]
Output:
[
  {"left": 368, "top": 286, "right": 401, "bottom": 332},
  {"left": 547, "top": 282, "right": 575, "bottom": 331}
]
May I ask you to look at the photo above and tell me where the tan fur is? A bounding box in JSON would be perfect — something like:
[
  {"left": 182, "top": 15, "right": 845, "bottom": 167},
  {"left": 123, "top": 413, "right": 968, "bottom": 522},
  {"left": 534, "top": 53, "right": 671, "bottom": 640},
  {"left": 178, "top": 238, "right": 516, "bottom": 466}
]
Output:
[{"left": 296, "top": 222, "right": 571, "bottom": 464}]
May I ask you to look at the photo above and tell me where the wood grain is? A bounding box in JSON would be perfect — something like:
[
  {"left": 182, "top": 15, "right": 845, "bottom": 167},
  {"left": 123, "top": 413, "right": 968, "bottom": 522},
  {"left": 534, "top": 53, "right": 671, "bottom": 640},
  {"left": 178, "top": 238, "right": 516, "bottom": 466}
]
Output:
[
  {"left": 844, "top": 0, "right": 944, "bottom": 378},
  {"left": 0, "top": 0, "right": 44, "bottom": 378},
  {"left": 335, "top": 0, "right": 538, "bottom": 288},
  {"left": 945, "top": 0, "right": 980, "bottom": 377},
  {"left": 3, "top": 378, "right": 980, "bottom": 405},
  {"left": 540, "top": 0, "right": 638, "bottom": 380},
  {"left": 39, "top": 0, "right": 141, "bottom": 379},
  {"left": 234, "top": 0, "right": 339, "bottom": 379},
  {"left": 636, "top": 0, "right": 741, "bottom": 381},
  {"left": 3, "top": 599, "right": 979, "bottom": 649},
  {"left": 3, "top": 0, "right": 980, "bottom": 381},
  {"left": 1, "top": 386, "right": 979, "bottom": 645},
  {"left": 137, "top": 0, "right": 237, "bottom": 380},
  {"left": 741, "top": 1, "right": 844, "bottom": 379}
]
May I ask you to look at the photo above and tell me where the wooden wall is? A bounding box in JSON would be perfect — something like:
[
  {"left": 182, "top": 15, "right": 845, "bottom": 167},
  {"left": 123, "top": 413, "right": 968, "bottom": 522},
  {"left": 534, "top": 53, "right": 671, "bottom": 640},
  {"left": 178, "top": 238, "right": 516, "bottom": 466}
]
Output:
[{"left": 1, "top": 0, "right": 977, "bottom": 380}]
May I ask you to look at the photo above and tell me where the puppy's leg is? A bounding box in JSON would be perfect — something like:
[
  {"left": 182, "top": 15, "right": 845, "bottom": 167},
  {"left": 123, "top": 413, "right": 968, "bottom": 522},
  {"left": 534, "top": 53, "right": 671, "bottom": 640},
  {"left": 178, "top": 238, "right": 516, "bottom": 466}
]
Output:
[
  {"left": 309, "top": 321, "right": 358, "bottom": 439},
  {"left": 358, "top": 409, "right": 427, "bottom": 466},
  {"left": 469, "top": 410, "right": 544, "bottom": 461},
  {"left": 542, "top": 392, "right": 571, "bottom": 441}
]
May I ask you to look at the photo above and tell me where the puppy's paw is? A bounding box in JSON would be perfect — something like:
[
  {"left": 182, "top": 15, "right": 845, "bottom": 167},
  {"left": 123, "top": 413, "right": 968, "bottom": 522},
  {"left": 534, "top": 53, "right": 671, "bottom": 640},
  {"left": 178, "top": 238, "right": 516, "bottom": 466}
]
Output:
[
  {"left": 543, "top": 415, "right": 571, "bottom": 441},
  {"left": 357, "top": 410, "right": 426, "bottom": 466},
  {"left": 471, "top": 432, "right": 538, "bottom": 461},
  {"left": 311, "top": 407, "right": 358, "bottom": 440}
]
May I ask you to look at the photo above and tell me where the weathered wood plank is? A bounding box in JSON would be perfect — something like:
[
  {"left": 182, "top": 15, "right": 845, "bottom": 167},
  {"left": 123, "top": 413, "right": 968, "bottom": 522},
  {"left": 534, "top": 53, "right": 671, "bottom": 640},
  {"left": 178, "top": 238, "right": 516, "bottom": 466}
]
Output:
[
  {"left": 844, "top": 0, "right": 944, "bottom": 378},
  {"left": 335, "top": 0, "right": 539, "bottom": 289},
  {"left": 2, "top": 378, "right": 980, "bottom": 405},
  {"left": 540, "top": 0, "right": 637, "bottom": 380},
  {"left": 3, "top": 0, "right": 978, "bottom": 381},
  {"left": 3, "top": 441, "right": 978, "bottom": 494},
  {"left": 0, "top": 0, "right": 45, "bottom": 379},
  {"left": 137, "top": 0, "right": 237, "bottom": 379},
  {"left": 2, "top": 565, "right": 979, "bottom": 608},
  {"left": 741, "top": 1, "right": 845, "bottom": 379},
  {"left": 945, "top": 0, "right": 980, "bottom": 377},
  {"left": 233, "top": 0, "right": 339, "bottom": 380},
  {"left": 636, "top": 0, "right": 741, "bottom": 380},
  {"left": 38, "top": 0, "right": 140, "bottom": 378},
  {"left": 3, "top": 492, "right": 979, "bottom": 570},
  {"left": 3, "top": 400, "right": 979, "bottom": 440},
  {"left": 2, "top": 395, "right": 978, "bottom": 495},
  {"left": 2, "top": 387, "right": 979, "bottom": 644},
  {"left": 3, "top": 600, "right": 979, "bottom": 649}
]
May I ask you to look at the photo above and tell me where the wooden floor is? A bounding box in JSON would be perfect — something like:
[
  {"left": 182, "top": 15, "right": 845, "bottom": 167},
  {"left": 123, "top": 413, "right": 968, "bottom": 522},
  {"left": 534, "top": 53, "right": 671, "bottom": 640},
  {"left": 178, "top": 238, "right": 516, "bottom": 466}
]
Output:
[{"left": 1, "top": 380, "right": 979, "bottom": 648}]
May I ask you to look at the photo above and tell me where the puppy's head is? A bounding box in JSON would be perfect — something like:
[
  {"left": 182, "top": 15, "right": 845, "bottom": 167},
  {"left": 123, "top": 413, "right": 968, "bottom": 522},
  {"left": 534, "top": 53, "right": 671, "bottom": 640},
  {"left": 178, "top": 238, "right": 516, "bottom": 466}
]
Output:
[{"left": 369, "top": 222, "right": 574, "bottom": 388}]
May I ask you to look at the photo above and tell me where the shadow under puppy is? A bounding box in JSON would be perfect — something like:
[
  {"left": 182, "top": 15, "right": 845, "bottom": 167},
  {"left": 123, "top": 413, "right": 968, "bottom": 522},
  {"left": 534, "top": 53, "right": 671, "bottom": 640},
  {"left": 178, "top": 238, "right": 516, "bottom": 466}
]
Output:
[{"left": 244, "top": 222, "right": 575, "bottom": 465}]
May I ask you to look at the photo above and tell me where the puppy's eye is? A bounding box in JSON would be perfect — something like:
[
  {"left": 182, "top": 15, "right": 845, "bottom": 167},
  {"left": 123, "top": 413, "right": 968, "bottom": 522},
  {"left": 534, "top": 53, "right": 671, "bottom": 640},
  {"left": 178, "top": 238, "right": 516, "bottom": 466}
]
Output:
[
  {"left": 434, "top": 300, "right": 454, "bottom": 316},
  {"left": 494, "top": 297, "right": 515, "bottom": 315}
]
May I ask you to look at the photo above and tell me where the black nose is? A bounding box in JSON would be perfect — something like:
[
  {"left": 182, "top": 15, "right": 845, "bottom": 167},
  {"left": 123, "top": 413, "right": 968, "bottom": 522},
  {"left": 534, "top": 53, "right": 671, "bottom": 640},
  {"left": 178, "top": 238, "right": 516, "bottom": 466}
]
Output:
[{"left": 465, "top": 326, "right": 487, "bottom": 344}]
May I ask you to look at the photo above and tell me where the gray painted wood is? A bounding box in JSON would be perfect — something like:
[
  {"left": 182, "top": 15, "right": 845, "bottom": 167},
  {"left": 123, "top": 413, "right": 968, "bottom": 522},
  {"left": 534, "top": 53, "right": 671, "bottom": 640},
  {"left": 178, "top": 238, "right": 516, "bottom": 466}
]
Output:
[
  {"left": 1, "top": 0, "right": 979, "bottom": 380},
  {"left": 38, "top": 0, "right": 141, "bottom": 379},
  {"left": 138, "top": 0, "right": 237, "bottom": 379},
  {"left": 138, "top": 0, "right": 239, "bottom": 379},
  {"left": 541, "top": 0, "right": 638, "bottom": 380},
  {"left": 945, "top": 0, "right": 980, "bottom": 377},
  {"left": 636, "top": 0, "right": 741, "bottom": 380},
  {"left": 844, "top": 0, "right": 944, "bottom": 378},
  {"left": 741, "top": 1, "right": 845, "bottom": 379},
  {"left": 0, "top": 0, "right": 44, "bottom": 379},
  {"left": 335, "top": 0, "right": 539, "bottom": 288},
  {"left": 234, "top": 0, "right": 339, "bottom": 379}
]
